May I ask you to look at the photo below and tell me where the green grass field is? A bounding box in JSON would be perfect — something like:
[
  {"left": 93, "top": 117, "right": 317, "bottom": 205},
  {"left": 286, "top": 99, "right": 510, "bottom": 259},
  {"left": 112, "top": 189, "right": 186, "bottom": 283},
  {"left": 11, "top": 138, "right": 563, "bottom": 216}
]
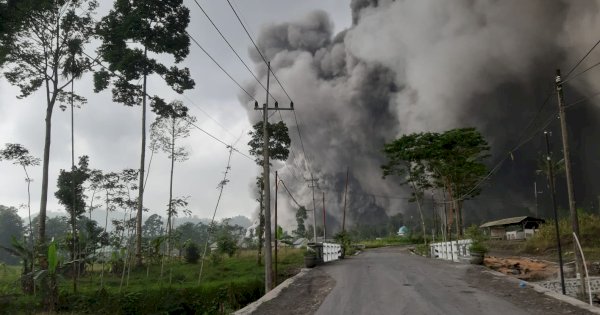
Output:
[{"left": 0, "top": 249, "right": 304, "bottom": 313}]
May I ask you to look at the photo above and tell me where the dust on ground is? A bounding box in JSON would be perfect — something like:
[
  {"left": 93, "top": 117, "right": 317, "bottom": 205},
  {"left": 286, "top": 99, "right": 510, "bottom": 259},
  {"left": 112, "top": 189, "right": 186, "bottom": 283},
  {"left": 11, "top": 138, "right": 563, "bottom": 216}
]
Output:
[
  {"left": 466, "top": 265, "right": 598, "bottom": 315},
  {"left": 250, "top": 268, "right": 335, "bottom": 315}
]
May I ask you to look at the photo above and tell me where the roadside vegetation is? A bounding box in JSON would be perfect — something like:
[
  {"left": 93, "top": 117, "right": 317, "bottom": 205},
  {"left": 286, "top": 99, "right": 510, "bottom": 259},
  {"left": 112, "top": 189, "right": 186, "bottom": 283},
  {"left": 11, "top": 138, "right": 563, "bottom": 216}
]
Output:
[{"left": 0, "top": 249, "right": 303, "bottom": 313}]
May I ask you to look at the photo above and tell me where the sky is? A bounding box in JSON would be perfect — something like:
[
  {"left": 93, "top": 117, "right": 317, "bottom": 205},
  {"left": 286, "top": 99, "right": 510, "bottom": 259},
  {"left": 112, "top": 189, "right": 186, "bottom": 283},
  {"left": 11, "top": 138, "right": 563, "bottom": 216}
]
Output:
[
  {"left": 0, "top": 0, "right": 352, "bottom": 223},
  {"left": 5, "top": 0, "right": 600, "bottom": 233}
]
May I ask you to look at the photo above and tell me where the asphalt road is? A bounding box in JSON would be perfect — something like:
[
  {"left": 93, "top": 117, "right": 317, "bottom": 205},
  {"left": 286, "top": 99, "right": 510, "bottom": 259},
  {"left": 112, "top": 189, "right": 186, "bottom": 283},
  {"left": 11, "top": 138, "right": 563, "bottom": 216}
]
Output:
[{"left": 315, "top": 247, "right": 559, "bottom": 315}]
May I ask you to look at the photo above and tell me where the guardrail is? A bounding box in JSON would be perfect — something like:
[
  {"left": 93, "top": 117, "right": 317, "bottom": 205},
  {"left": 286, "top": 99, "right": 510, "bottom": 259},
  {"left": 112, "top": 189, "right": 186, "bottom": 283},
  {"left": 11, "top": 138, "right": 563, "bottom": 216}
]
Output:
[
  {"left": 322, "top": 242, "right": 342, "bottom": 262},
  {"left": 430, "top": 239, "right": 472, "bottom": 262}
]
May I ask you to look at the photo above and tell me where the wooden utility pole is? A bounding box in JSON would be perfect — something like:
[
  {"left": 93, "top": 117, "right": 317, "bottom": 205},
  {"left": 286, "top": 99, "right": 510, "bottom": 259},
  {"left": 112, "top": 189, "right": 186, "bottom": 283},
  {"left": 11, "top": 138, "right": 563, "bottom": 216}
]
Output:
[
  {"left": 545, "top": 131, "right": 566, "bottom": 295},
  {"left": 307, "top": 177, "right": 319, "bottom": 243},
  {"left": 342, "top": 167, "right": 349, "bottom": 232},
  {"left": 322, "top": 192, "right": 326, "bottom": 241},
  {"left": 254, "top": 62, "right": 294, "bottom": 292},
  {"left": 555, "top": 69, "right": 584, "bottom": 294},
  {"left": 274, "top": 171, "right": 278, "bottom": 286}
]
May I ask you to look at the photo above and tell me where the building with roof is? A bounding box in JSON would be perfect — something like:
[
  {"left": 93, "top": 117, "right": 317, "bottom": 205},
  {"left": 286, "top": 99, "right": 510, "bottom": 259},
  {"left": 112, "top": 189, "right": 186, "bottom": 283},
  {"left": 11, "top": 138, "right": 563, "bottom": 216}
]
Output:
[{"left": 480, "top": 216, "right": 545, "bottom": 240}]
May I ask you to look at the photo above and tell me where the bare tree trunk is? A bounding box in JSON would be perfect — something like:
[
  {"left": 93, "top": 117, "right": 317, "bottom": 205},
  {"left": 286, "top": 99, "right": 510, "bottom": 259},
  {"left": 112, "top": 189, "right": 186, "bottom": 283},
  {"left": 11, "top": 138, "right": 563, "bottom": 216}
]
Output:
[
  {"left": 136, "top": 48, "right": 148, "bottom": 267},
  {"left": 167, "top": 119, "right": 175, "bottom": 257}
]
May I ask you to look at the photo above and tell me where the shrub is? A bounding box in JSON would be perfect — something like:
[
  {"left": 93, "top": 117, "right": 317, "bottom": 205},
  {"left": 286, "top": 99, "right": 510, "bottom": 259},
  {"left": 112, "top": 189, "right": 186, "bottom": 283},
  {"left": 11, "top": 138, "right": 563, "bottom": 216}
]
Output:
[{"left": 184, "top": 242, "right": 200, "bottom": 264}]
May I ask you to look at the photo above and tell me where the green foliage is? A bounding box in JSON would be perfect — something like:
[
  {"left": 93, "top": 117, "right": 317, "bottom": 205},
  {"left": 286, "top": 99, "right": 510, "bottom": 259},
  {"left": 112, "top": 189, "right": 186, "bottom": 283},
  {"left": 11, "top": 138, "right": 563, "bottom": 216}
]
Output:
[
  {"left": 465, "top": 224, "right": 488, "bottom": 254},
  {"left": 217, "top": 232, "right": 238, "bottom": 258},
  {"left": 248, "top": 121, "right": 291, "bottom": 165},
  {"left": 183, "top": 242, "right": 200, "bottom": 264},
  {"left": 293, "top": 206, "right": 308, "bottom": 238},
  {"left": 334, "top": 231, "right": 352, "bottom": 256},
  {"left": 0, "top": 205, "right": 24, "bottom": 264},
  {"left": 94, "top": 0, "right": 195, "bottom": 107},
  {"left": 54, "top": 155, "right": 91, "bottom": 219},
  {"left": 382, "top": 128, "right": 490, "bottom": 201},
  {"left": 523, "top": 211, "right": 600, "bottom": 254},
  {"left": 468, "top": 242, "right": 488, "bottom": 254}
]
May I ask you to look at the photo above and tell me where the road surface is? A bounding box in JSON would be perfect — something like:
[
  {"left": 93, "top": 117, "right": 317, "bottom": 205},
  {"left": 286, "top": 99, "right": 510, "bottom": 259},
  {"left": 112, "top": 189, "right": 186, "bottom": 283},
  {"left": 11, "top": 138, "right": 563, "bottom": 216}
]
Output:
[{"left": 251, "top": 246, "right": 594, "bottom": 314}]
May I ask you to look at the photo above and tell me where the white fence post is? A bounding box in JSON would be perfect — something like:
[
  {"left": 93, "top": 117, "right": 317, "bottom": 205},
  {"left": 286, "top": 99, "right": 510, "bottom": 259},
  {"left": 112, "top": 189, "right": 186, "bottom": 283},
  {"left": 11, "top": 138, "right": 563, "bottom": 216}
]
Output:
[{"left": 429, "top": 239, "right": 472, "bottom": 262}]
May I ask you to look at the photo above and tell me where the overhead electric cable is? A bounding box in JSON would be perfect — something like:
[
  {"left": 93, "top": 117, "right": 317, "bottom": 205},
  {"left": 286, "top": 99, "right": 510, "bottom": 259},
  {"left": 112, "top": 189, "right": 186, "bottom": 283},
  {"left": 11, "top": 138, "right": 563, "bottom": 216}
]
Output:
[
  {"left": 565, "top": 37, "right": 600, "bottom": 77},
  {"left": 191, "top": 0, "right": 277, "bottom": 102},
  {"left": 185, "top": 31, "right": 256, "bottom": 102}
]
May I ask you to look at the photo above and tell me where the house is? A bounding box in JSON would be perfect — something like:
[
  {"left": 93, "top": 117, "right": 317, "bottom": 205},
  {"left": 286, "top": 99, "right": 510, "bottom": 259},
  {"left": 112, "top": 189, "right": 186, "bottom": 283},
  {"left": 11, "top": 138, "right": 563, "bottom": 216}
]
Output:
[
  {"left": 397, "top": 226, "right": 409, "bottom": 237},
  {"left": 480, "top": 216, "right": 545, "bottom": 240}
]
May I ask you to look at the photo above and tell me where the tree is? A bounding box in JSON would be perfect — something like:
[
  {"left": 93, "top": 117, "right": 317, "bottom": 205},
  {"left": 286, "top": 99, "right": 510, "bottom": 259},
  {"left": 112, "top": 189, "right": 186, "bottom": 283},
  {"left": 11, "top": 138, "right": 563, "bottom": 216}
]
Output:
[
  {"left": 2, "top": 0, "right": 97, "bottom": 247},
  {"left": 0, "top": 205, "right": 24, "bottom": 264},
  {"left": 382, "top": 128, "right": 489, "bottom": 238},
  {"left": 31, "top": 215, "right": 70, "bottom": 242},
  {"left": 293, "top": 206, "right": 308, "bottom": 238},
  {"left": 95, "top": 0, "right": 195, "bottom": 266},
  {"left": 183, "top": 241, "right": 199, "bottom": 264},
  {"left": 54, "top": 155, "right": 91, "bottom": 291},
  {"left": 0, "top": 143, "right": 40, "bottom": 253},
  {"left": 248, "top": 122, "right": 290, "bottom": 266},
  {"left": 142, "top": 214, "right": 164, "bottom": 239},
  {"left": 248, "top": 121, "right": 291, "bottom": 165},
  {"left": 382, "top": 132, "right": 435, "bottom": 243},
  {"left": 150, "top": 100, "right": 194, "bottom": 256}
]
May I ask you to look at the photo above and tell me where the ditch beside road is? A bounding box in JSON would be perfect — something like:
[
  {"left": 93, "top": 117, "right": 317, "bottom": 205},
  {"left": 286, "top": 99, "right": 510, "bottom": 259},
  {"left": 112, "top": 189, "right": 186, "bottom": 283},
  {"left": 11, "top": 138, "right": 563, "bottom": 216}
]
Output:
[{"left": 250, "top": 246, "right": 599, "bottom": 315}]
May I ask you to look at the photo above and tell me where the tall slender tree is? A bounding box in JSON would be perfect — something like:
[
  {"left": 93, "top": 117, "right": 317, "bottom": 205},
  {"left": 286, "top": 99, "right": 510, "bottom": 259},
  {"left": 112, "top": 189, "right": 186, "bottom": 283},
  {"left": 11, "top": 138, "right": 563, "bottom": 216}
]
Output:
[
  {"left": 54, "top": 155, "right": 91, "bottom": 292},
  {"left": 95, "top": 0, "right": 195, "bottom": 266},
  {"left": 1, "top": 0, "right": 97, "bottom": 248},
  {"left": 0, "top": 144, "right": 41, "bottom": 252},
  {"left": 150, "top": 100, "right": 194, "bottom": 256}
]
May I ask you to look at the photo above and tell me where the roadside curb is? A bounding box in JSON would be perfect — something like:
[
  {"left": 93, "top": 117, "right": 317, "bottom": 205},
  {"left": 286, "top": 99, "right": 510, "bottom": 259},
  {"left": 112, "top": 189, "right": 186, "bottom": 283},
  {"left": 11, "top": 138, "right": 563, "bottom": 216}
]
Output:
[
  {"left": 233, "top": 268, "right": 312, "bottom": 315},
  {"left": 481, "top": 268, "right": 600, "bottom": 314}
]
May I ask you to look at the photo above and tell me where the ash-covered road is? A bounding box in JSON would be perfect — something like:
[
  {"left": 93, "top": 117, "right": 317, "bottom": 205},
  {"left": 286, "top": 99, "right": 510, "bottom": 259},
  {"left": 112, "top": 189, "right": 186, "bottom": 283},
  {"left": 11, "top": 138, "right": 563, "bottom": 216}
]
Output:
[
  {"left": 252, "top": 246, "right": 596, "bottom": 315},
  {"left": 315, "top": 247, "right": 593, "bottom": 315}
]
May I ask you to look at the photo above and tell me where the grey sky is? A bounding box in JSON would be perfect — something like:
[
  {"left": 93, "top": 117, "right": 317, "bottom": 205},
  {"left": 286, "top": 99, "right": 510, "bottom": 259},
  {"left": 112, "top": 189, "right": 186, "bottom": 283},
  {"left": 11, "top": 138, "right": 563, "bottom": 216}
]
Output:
[{"left": 0, "top": 1, "right": 352, "bottom": 223}]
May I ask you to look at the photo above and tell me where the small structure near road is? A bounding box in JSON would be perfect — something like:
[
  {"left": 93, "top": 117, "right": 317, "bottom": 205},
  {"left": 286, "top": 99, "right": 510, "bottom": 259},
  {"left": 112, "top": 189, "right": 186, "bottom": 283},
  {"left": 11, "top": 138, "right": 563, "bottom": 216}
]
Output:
[{"left": 480, "top": 216, "right": 545, "bottom": 240}]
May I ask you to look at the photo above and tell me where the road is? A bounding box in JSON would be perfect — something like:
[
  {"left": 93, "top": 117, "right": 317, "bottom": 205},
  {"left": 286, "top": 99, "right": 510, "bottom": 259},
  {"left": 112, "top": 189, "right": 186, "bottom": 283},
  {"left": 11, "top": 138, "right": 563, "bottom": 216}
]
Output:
[
  {"left": 250, "top": 246, "right": 595, "bottom": 315},
  {"left": 316, "top": 247, "right": 531, "bottom": 314}
]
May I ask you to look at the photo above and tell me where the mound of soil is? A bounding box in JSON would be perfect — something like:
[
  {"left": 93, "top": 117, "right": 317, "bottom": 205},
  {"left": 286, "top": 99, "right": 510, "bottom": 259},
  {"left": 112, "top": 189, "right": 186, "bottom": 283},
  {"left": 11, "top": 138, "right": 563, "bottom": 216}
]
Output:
[{"left": 484, "top": 256, "right": 558, "bottom": 281}]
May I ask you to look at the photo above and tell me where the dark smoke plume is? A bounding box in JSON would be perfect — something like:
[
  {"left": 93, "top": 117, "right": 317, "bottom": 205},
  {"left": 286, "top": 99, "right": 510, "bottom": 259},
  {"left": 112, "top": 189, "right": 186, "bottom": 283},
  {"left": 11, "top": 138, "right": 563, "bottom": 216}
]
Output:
[{"left": 244, "top": 0, "right": 600, "bottom": 234}]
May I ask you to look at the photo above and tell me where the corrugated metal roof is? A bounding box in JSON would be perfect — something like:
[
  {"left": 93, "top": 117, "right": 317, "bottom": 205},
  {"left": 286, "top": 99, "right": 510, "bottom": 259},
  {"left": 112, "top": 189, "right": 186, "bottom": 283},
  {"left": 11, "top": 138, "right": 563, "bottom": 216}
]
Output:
[{"left": 480, "top": 216, "right": 532, "bottom": 228}]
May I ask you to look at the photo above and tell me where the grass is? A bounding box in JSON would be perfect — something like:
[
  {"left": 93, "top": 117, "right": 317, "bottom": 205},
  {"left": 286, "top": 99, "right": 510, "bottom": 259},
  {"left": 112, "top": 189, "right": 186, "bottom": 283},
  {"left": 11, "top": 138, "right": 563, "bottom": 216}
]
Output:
[
  {"left": 361, "top": 235, "right": 424, "bottom": 248},
  {"left": 0, "top": 248, "right": 304, "bottom": 313}
]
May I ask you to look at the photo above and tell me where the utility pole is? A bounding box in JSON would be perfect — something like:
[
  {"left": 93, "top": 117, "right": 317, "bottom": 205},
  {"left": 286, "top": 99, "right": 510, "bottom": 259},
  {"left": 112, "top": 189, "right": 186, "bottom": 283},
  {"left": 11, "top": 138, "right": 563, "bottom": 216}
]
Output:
[
  {"left": 322, "top": 191, "right": 326, "bottom": 241},
  {"left": 254, "top": 62, "right": 293, "bottom": 292},
  {"left": 307, "top": 176, "right": 319, "bottom": 243},
  {"left": 342, "top": 167, "right": 349, "bottom": 232},
  {"left": 545, "top": 131, "right": 566, "bottom": 295},
  {"left": 555, "top": 69, "right": 584, "bottom": 294},
  {"left": 431, "top": 193, "right": 436, "bottom": 241},
  {"left": 274, "top": 171, "right": 278, "bottom": 286},
  {"left": 534, "top": 181, "right": 539, "bottom": 218}
]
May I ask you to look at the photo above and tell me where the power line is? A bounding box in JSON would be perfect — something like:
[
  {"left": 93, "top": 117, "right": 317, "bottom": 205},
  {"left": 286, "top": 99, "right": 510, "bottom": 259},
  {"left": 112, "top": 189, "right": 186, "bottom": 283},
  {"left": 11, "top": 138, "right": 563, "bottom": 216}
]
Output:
[
  {"left": 185, "top": 30, "right": 256, "bottom": 102},
  {"left": 562, "top": 60, "right": 600, "bottom": 84},
  {"left": 565, "top": 37, "right": 600, "bottom": 77},
  {"left": 81, "top": 49, "right": 253, "bottom": 163},
  {"left": 191, "top": 0, "right": 277, "bottom": 103},
  {"left": 278, "top": 178, "right": 304, "bottom": 209}
]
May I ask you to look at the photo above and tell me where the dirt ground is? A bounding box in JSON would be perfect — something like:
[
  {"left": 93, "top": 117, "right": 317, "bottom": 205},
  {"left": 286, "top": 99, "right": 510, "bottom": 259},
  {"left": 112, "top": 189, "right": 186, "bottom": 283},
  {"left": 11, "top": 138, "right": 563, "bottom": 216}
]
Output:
[{"left": 484, "top": 256, "right": 559, "bottom": 281}]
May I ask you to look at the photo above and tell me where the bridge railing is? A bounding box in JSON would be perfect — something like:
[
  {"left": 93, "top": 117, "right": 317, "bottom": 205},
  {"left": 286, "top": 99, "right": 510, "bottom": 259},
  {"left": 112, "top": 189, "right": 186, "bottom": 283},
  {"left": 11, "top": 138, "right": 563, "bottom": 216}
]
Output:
[
  {"left": 322, "top": 242, "right": 342, "bottom": 262},
  {"left": 429, "top": 239, "right": 472, "bottom": 262}
]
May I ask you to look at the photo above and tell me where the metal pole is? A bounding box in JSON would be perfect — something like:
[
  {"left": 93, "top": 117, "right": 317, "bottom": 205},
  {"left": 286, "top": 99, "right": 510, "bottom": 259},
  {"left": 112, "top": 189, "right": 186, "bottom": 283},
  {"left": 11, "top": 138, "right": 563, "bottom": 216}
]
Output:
[
  {"left": 262, "top": 62, "right": 273, "bottom": 291},
  {"left": 310, "top": 176, "right": 317, "bottom": 243},
  {"left": 545, "top": 131, "right": 566, "bottom": 295}
]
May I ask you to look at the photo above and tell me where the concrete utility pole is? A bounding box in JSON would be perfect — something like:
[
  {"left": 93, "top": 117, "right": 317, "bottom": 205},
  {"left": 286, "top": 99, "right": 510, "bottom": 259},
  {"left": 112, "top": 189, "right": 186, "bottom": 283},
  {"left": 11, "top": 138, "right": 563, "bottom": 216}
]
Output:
[
  {"left": 534, "top": 181, "right": 539, "bottom": 217},
  {"left": 555, "top": 69, "right": 584, "bottom": 294},
  {"left": 544, "top": 131, "right": 566, "bottom": 295},
  {"left": 307, "top": 176, "right": 319, "bottom": 243},
  {"left": 254, "top": 62, "right": 293, "bottom": 292},
  {"left": 274, "top": 171, "right": 278, "bottom": 286},
  {"left": 342, "top": 167, "right": 349, "bottom": 232},
  {"left": 322, "top": 191, "right": 326, "bottom": 241}
]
